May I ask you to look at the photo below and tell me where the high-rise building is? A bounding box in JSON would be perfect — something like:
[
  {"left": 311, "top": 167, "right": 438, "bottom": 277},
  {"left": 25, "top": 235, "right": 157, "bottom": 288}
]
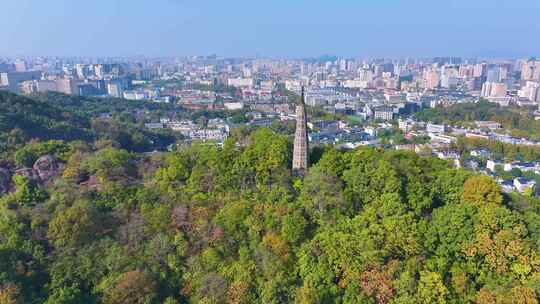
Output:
[
  {"left": 424, "top": 70, "right": 440, "bottom": 89},
  {"left": 0, "top": 71, "right": 42, "bottom": 93},
  {"left": 441, "top": 75, "right": 458, "bottom": 89},
  {"left": 499, "top": 65, "right": 509, "bottom": 80},
  {"left": 373, "top": 107, "right": 394, "bottom": 121},
  {"left": 14, "top": 59, "right": 27, "bottom": 72},
  {"left": 36, "top": 80, "right": 57, "bottom": 93},
  {"left": 0, "top": 63, "right": 14, "bottom": 73},
  {"left": 473, "top": 63, "right": 487, "bottom": 78},
  {"left": 75, "top": 64, "right": 91, "bottom": 79},
  {"left": 227, "top": 77, "right": 253, "bottom": 88},
  {"left": 481, "top": 82, "right": 507, "bottom": 98},
  {"left": 459, "top": 65, "right": 474, "bottom": 78},
  {"left": 55, "top": 79, "right": 73, "bottom": 95},
  {"left": 19, "top": 81, "right": 37, "bottom": 94},
  {"left": 358, "top": 69, "right": 373, "bottom": 82},
  {"left": 481, "top": 82, "right": 492, "bottom": 97},
  {"left": 339, "top": 59, "right": 347, "bottom": 71},
  {"left": 292, "top": 87, "right": 309, "bottom": 175},
  {"left": 521, "top": 59, "right": 540, "bottom": 81},
  {"left": 486, "top": 68, "right": 501, "bottom": 82},
  {"left": 77, "top": 83, "right": 97, "bottom": 96},
  {"left": 107, "top": 81, "right": 125, "bottom": 98},
  {"left": 518, "top": 81, "right": 540, "bottom": 102},
  {"left": 95, "top": 64, "right": 104, "bottom": 79},
  {"left": 491, "top": 83, "right": 507, "bottom": 97}
]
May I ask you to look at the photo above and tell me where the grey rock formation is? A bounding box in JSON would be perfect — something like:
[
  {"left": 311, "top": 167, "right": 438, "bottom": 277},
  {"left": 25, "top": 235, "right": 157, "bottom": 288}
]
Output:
[
  {"left": 15, "top": 167, "right": 41, "bottom": 182},
  {"left": 33, "top": 155, "right": 63, "bottom": 183}
]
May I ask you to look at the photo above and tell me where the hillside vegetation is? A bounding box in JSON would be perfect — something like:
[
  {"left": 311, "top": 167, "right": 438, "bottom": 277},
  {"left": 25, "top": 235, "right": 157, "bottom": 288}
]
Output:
[
  {"left": 0, "top": 91, "right": 180, "bottom": 156},
  {"left": 0, "top": 93, "right": 540, "bottom": 303}
]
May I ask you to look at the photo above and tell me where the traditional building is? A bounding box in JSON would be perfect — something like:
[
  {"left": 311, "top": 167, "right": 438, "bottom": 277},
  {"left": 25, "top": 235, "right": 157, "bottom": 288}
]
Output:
[{"left": 292, "top": 87, "right": 309, "bottom": 175}]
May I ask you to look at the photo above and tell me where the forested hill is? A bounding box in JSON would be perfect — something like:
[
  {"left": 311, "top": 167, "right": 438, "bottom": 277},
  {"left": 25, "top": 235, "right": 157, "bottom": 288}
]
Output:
[
  {"left": 0, "top": 91, "right": 93, "bottom": 143},
  {"left": 0, "top": 108, "right": 540, "bottom": 304},
  {"left": 0, "top": 91, "right": 179, "bottom": 156}
]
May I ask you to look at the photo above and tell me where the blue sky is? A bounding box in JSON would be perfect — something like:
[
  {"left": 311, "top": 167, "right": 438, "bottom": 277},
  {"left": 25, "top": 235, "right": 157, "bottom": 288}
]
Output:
[{"left": 1, "top": 0, "right": 539, "bottom": 58}]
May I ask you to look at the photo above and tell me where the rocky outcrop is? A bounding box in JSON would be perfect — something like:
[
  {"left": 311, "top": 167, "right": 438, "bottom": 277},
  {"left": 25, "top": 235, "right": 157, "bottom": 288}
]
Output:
[
  {"left": 80, "top": 174, "right": 102, "bottom": 191},
  {"left": 0, "top": 155, "right": 65, "bottom": 195},
  {"left": 33, "top": 155, "right": 64, "bottom": 184},
  {"left": 15, "top": 167, "right": 41, "bottom": 183}
]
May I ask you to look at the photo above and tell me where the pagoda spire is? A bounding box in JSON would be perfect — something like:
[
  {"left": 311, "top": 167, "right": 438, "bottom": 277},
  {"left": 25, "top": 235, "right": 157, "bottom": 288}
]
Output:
[{"left": 292, "top": 87, "right": 309, "bottom": 175}]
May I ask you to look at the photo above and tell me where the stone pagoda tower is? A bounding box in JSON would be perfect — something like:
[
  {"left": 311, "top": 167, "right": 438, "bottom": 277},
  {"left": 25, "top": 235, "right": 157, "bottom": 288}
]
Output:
[{"left": 292, "top": 87, "right": 309, "bottom": 175}]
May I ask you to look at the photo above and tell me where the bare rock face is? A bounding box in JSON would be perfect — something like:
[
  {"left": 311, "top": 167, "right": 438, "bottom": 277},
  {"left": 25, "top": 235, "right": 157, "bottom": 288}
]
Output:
[
  {"left": 15, "top": 167, "right": 41, "bottom": 183},
  {"left": 0, "top": 167, "right": 12, "bottom": 194},
  {"left": 33, "top": 155, "right": 64, "bottom": 183},
  {"left": 80, "top": 174, "right": 102, "bottom": 191},
  {"left": 141, "top": 157, "right": 163, "bottom": 179}
]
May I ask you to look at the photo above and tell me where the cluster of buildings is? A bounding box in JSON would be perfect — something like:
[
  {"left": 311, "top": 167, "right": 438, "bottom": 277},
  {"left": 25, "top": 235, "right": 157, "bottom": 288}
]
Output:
[
  {"left": 0, "top": 57, "right": 163, "bottom": 101},
  {"left": 395, "top": 119, "right": 539, "bottom": 194},
  {"left": 1, "top": 56, "right": 540, "bottom": 110},
  {"left": 290, "top": 89, "right": 538, "bottom": 194},
  {"left": 2, "top": 57, "right": 539, "bottom": 137},
  {"left": 485, "top": 160, "right": 539, "bottom": 194},
  {"left": 307, "top": 120, "right": 387, "bottom": 146},
  {"left": 145, "top": 118, "right": 229, "bottom": 142},
  {"left": 402, "top": 119, "right": 539, "bottom": 146}
]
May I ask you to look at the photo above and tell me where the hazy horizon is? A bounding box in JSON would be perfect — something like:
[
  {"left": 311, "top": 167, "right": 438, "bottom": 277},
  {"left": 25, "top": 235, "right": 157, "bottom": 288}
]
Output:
[{"left": 1, "top": 0, "right": 539, "bottom": 58}]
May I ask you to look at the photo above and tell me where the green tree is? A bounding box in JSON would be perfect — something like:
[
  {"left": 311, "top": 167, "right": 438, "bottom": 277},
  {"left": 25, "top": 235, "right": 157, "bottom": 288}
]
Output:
[
  {"left": 298, "top": 167, "right": 348, "bottom": 225},
  {"left": 103, "top": 270, "right": 158, "bottom": 304},
  {"left": 47, "top": 200, "right": 102, "bottom": 248},
  {"left": 44, "top": 285, "right": 84, "bottom": 304},
  {"left": 416, "top": 271, "right": 448, "bottom": 304},
  {"left": 463, "top": 175, "right": 503, "bottom": 205}
]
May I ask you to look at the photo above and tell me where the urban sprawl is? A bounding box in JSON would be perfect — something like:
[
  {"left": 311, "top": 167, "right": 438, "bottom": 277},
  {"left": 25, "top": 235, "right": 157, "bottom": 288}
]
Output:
[{"left": 1, "top": 56, "right": 539, "bottom": 195}]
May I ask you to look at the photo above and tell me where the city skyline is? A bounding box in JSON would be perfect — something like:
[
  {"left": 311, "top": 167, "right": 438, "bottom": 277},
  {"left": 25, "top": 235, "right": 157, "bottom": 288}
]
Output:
[{"left": 1, "top": 0, "right": 539, "bottom": 58}]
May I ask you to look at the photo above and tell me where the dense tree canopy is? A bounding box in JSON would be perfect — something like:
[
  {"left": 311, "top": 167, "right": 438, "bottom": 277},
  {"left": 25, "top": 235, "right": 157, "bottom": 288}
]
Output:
[
  {"left": 1, "top": 93, "right": 540, "bottom": 303},
  {"left": 0, "top": 91, "right": 181, "bottom": 158}
]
